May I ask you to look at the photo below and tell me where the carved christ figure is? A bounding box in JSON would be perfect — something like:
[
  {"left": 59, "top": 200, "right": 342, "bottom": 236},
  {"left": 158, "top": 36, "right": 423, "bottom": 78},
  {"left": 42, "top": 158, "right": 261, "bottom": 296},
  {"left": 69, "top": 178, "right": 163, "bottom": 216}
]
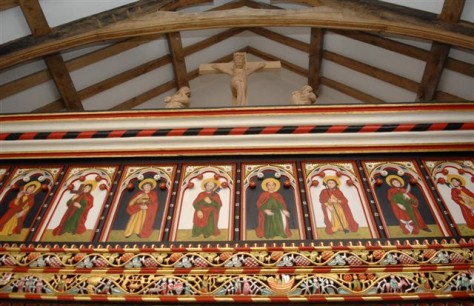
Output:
[{"left": 199, "top": 52, "right": 281, "bottom": 106}]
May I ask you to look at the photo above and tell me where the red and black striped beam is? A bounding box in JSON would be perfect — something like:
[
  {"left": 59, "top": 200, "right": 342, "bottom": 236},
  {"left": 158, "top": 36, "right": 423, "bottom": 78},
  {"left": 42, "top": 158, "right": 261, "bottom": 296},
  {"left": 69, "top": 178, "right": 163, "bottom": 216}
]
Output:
[{"left": 1, "top": 122, "right": 472, "bottom": 141}]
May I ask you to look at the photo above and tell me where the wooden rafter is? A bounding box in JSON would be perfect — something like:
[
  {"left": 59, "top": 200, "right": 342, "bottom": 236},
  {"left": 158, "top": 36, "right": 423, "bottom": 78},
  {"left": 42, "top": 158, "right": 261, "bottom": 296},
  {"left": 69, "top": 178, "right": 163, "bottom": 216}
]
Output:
[
  {"left": 249, "top": 27, "right": 308, "bottom": 52},
  {"left": 0, "top": 0, "right": 210, "bottom": 55},
  {"left": 19, "top": 0, "right": 83, "bottom": 111},
  {"left": 417, "top": 0, "right": 465, "bottom": 102},
  {"left": 332, "top": 30, "right": 474, "bottom": 78},
  {"left": 34, "top": 29, "right": 244, "bottom": 112},
  {"left": 31, "top": 22, "right": 467, "bottom": 113},
  {"left": 110, "top": 52, "right": 236, "bottom": 111},
  {"left": 167, "top": 32, "right": 189, "bottom": 88},
  {"left": 250, "top": 27, "right": 464, "bottom": 101},
  {"left": 1, "top": 1, "right": 474, "bottom": 70},
  {"left": 0, "top": 0, "right": 18, "bottom": 11},
  {"left": 0, "top": 35, "right": 161, "bottom": 101},
  {"left": 246, "top": 0, "right": 324, "bottom": 93},
  {"left": 247, "top": 47, "right": 383, "bottom": 103},
  {"left": 0, "top": 1, "right": 246, "bottom": 103},
  {"left": 308, "top": 28, "right": 324, "bottom": 95}
]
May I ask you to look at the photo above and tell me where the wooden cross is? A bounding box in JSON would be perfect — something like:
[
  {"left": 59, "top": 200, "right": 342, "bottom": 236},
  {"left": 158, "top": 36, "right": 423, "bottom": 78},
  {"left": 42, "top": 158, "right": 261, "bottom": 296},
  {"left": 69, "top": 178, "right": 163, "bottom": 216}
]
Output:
[{"left": 199, "top": 52, "right": 281, "bottom": 106}]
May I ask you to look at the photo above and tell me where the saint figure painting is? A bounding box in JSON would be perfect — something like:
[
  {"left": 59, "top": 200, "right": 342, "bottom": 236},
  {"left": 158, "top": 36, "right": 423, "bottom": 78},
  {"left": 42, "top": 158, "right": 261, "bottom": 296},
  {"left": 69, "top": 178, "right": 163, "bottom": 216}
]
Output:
[
  {"left": 99, "top": 165, "right": 175, "bottom": 242},
  {"left": 255, "top": 178, "right": 291, "bottom": 239},
  {"left": 192, "top": 178, "right": 223, "bottom": 238},
  {"left": 170, "top": 164, "right": 234, "bottom": 241},
  {"left": 303, "top": 162, "right": 377, "bottom": 240},
  {"left": 52, "top": 180, "right": 96, "bottom": 236},
  {"left": 34, "top": 166, "right": 117, "bottom": 242},
  {"left": 242, "top": 163, "right": 305, "bottom": 241},
  {"left": 0, "top": 167, "right": 61, "bottom": 242},
  {"left": 363, "top": 161, "right": 450, "bottom": 238},
  {"left": 423, "top": 159, "right": 474, "bottom": 236}
]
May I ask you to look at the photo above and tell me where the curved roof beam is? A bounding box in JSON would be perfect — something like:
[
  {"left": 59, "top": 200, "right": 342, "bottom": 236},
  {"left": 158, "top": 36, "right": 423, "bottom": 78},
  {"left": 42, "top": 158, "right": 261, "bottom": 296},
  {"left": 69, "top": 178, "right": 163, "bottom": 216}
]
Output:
[{"left": 0, "top": 3, "right": 473, "bottom": 69}]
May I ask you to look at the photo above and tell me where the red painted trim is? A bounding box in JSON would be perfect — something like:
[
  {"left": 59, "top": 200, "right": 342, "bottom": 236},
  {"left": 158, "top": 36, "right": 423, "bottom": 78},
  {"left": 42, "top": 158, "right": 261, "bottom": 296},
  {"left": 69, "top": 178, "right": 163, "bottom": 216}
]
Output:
[
  {"left": 395, "top": 124, "right": 416, "bottom": 132},
  {"left": 229, "top": 127, "right": 249, "bottom": 135},
  {"left": 167, "top": 128, "right": 186, "bottom": 136},
  {"left": 427, "top": 123, "right": 448, "bottom": 131},
  {"left": 18, "top": 132, "right": 38, "bottom": 140},
  {"left": 47, "top": 131, "right": 67, "bottom": 139},
  {"left": 327, "top": 125, "right": 348, "bottom": 133},
  {"left": 198, "top": 127, "right": 218, "bottom": 135},
  {"left": 125, "top": 296, "right": 145, "bottom": 302},
  {"left": 137, "top": 129, "right": 158, "bottom": 137},
  {"left": 77, "top": 131, "right": 96, "bottom": 138},
  {"left": 294, "top": 126, "right": 315, "bottom": 133},
  {"left": 0, "top": 292, "right": 472, "bottom": 303},
  {"left": 14, "top": 132, "right": 38, "bottom": 140},
  {"left": 462, "top": 122, "right": 474, "bottom": 129},
  {"left": 108, "top": 130, "right": 127, "bottom": 138},
  {"left": 360, "top": 124, "right": 382, "bottom": 132},
  {"left": 262, "top": 126, "right": 283, "bottom": 134}
]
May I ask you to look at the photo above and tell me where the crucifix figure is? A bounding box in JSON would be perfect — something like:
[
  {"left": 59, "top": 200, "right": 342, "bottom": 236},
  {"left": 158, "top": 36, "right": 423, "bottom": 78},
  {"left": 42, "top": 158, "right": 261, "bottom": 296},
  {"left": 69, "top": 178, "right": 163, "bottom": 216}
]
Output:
[{"left": 199, "top": 52, "right": 281, "bottom": 106}]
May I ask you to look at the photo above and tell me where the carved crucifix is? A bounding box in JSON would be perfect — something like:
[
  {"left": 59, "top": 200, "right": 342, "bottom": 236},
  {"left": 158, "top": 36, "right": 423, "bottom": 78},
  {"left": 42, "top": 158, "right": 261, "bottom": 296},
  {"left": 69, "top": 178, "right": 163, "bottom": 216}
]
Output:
[{"left": 199, "top": 52, "right": 281, "bottom": 106}]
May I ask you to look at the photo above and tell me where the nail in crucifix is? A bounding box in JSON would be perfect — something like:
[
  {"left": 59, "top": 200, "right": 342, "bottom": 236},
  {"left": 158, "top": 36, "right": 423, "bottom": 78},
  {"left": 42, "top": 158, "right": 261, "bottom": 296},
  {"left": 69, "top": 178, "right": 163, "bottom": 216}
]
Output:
[{"left": 199, "top": 52, "right": 281, "bottom": 106}]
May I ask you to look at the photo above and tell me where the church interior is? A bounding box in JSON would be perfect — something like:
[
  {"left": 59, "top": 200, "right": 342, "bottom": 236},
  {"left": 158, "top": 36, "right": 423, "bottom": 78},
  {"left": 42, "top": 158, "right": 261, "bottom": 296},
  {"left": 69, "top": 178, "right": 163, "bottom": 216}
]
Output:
[{"left": 0, "top": 0, "right": 473, "bottom": 304}]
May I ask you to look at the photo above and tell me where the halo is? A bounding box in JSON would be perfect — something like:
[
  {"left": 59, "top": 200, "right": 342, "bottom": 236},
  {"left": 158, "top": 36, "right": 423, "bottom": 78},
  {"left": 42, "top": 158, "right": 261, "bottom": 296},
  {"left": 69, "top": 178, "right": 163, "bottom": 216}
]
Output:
[
  {"left": 447, "top": 174, "right": 466, "bottom": 186},
  {"left": 261, "top": 178, "right": 280, "bottom": 191},
  {"left": 200, "top": 178, "right": 220, "bottom": 191},
  {"left": 139, "top": 178, "right": 157, "bottom": 191},
  {"left": 323, "top": 176, "right": 341, "bottom": 186},
  {"left": 23, "top": 181, "right": 41, "bottom": 193},
  {"left": 386, "top": 175, "right": 404, "bottom": 187},
  {"left": 82, "top": 180, "right": 98, "bottom": 191}
]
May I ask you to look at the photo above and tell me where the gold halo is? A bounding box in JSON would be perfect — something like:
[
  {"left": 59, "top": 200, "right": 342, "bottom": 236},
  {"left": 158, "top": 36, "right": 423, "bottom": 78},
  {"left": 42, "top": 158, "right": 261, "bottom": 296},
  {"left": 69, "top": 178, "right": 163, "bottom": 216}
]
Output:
[
  {"left": 447, "top": 174, "right": 466, "bottom": 186},
  {"left": 200, "top": 178, "right": 220, "bottom": 191},
  {"left": 82, "top": 180, "right": 98, "bottom": 191},
  {"left": 323, "top": 176, "right": 341, "bottom": 186},
  {"left": 261, "top": 178, "right": 280, "bottom": 192},
  {"left": 386, "top": 175, "right": 404, "bottom": 187},
  {"left": 139, "top": 178, "right": 157, "bottom": 191},
  {"left": 23, "top": 181, "right": 41, "bottom": 193}
]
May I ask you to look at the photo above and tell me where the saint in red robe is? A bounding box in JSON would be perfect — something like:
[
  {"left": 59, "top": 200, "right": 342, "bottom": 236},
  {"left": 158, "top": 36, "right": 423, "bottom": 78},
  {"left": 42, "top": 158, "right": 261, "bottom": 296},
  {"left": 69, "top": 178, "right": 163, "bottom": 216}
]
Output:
[
  {"left": 387, "top": 187, "right": 428, "bottom": 234},
  {"left": 451, "top": 186, "right": 474, "bottom": 229},
  {"left": 192, "top": 191, "right": 222, "bottom": 237},
  {"left": 53, "top": 192, "right": 94, "bottom": 235},
  {"left": 255, "top": 191, "right": 291, "bottom": 239},
  {"left": 124, "top": 190, "right": 159, "bottom": 238},
  {"left": 0, "top": 193, "right": 35, "bottom": 235},
  {"left": 319, "top": 187, "right": 358, "bottom": 235}
]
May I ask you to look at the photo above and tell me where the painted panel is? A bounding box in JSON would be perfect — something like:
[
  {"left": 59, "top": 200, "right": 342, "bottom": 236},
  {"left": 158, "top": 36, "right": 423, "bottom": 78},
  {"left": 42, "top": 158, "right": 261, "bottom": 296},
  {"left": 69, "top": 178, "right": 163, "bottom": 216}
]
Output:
[
  {"left": 302, "top": 161, "right": 378, "bottom": 239},
  {"left": 0, "top": 166, "right": 62, "bottom": 241},
  {"left": 423, "top": 159, "right": 474, "bottom": 236},
  {"left": 100, "top": 165, "right": 176, "bottom": 242},
  {"left": 241, "top": 163, "right": 305, "bottom": 241},
  {"left": 170, "top": 164, "right": 235, "bottom": 241},
  {"left": 362, "top": 160, "right": 450, "bottom": 238},
  {"left": 33, "top": 166, "right": 118, "bottom": 242}
]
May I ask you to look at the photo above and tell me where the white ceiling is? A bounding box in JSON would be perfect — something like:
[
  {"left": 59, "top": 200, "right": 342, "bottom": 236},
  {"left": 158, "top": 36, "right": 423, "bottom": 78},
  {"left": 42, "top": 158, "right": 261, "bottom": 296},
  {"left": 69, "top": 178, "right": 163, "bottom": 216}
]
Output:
[{"left": 0, "top": 0, "right": 473, "bottom": 113}]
